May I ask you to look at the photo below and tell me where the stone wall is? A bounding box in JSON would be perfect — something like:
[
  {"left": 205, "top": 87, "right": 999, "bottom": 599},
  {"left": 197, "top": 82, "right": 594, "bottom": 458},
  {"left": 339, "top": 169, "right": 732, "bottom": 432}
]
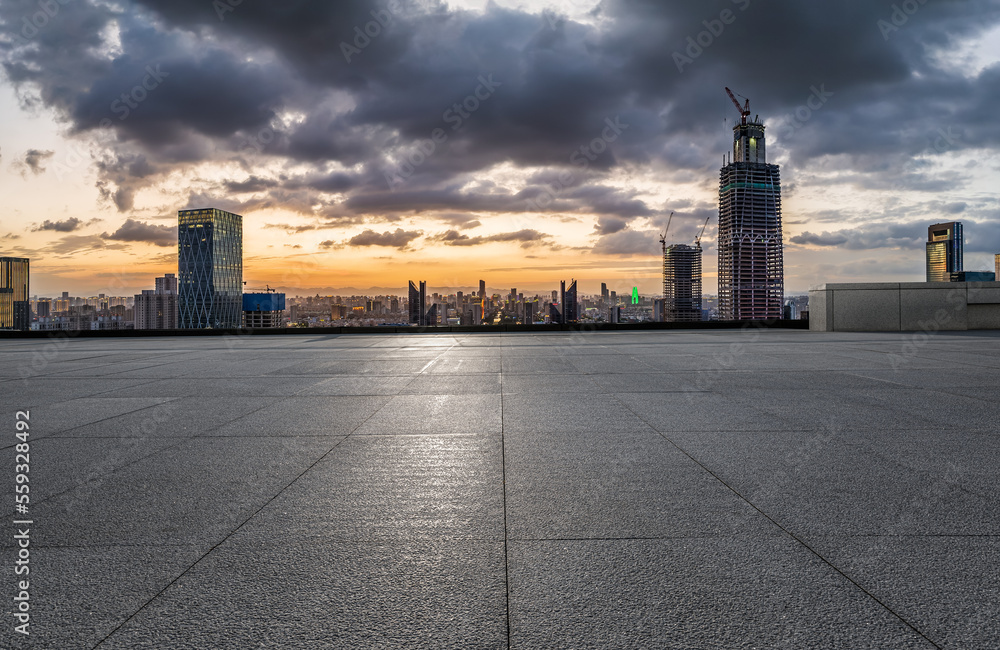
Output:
[{"left": 809, "top": 282, "right": 1000, "bottom": 332}]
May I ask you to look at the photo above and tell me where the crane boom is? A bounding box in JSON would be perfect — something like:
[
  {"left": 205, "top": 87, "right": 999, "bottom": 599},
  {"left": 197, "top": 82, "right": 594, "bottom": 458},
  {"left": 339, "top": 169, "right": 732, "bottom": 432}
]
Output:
[
  {"left": 695, "top": 215, "right": 711, "bottom": 247},
  {"left": 725, "top": 87, "right": 750, "bottom": 125},
  {"left": 659, "top": 211, "right": 674, "bottom": 252}
]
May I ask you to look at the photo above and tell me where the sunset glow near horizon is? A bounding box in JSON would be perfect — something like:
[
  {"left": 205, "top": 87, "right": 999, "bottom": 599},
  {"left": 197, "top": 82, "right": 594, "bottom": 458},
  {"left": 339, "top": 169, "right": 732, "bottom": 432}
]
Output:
[{"left": 1, "top": 0, "right": 998, "bottom": 298}]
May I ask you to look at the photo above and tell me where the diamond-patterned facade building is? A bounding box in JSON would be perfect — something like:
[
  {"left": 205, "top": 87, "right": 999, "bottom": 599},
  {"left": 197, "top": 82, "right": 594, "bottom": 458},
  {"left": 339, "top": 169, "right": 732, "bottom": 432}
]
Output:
[{"left": 178, "top": 208, "right": 243, "bottom": 329}]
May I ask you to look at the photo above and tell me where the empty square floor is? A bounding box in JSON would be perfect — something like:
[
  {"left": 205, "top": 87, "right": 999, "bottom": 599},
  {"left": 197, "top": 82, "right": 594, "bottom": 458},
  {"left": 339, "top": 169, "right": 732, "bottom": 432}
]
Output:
[{"left": 2, "top": 329, "right": 1000, "bottom": 648}]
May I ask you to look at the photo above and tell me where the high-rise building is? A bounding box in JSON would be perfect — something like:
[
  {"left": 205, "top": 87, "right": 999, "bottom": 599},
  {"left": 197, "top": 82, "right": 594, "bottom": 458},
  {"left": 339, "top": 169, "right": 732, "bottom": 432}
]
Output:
[
  {"left": 408, "top": 281, "right": 437, "bottom": 326},
  {"left": 479, "top": 280, "right": 486, "bottom": 300},
  {"left": 178, "top": 208, "right": 243, "bottom": 328},
  {"left": 243, "top": 292, "right": 285, "bottom": 328},
  {"left": 134, "top": 273, "right": 179, "bottom": 330},
  {"left": 926, "top": 222, "right": 963, "bottom": 282},
  {"left": 552, "top": 280, "right": 578, "bottom": 324},
  {"left": 601, "top": 283, "right": 609, "bottom": 304},
  {"left": 156, "top": 273, "right": 178, "bottom": 294},
  {"left": 662, "top": 244, "right": 703, "bottom": 322},
  {"left": 0, "top": 257, "right": 30, "bottom": 331},
  {"left": 717, "top": 101, "right": 784, "bottom": 320},
  {"left": 995, "top": 254, "right": 1000, "bottom": 282}
]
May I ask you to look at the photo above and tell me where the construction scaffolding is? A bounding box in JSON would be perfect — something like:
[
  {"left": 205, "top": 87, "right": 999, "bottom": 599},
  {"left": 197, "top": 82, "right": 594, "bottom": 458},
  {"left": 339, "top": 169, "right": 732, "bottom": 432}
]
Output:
[
  {"left": 662, "top": 243, "right": 703, "bottom": 322},
  {"left": 717, "top": 96, "right": 784, "bottom": 320}
]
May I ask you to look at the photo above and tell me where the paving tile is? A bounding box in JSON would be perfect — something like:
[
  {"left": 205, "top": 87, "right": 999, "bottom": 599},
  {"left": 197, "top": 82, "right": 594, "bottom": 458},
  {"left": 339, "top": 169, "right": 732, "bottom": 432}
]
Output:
[
  {"left": 11, "top": 437, "right": 337, "bottom": 547},
  {"left": 505, "top": 429, "right": 776, "bottom": 539},
  {"left": 806, "top": 536, "right": 1000, "bottom": 650},
  {"left": 508, "top": 538, "right": 934, "bottom": 649},
  {"left": 213, "top": 396, "right": 392, "bottom": 436},
  {"left": 0, "top": 545, "right": 203, "bottom": 650},
  {"left": 502, "top": 392, "right": 653, "bottom": 434},
  {"left": 354, "top": 394, "right": 502, "bottom": 435},
  {"left": 101, "top": 538, "right": 506, "bottom": 650},
  {"left": 249, "top": 434, "right": 504, "bottom": 541}
]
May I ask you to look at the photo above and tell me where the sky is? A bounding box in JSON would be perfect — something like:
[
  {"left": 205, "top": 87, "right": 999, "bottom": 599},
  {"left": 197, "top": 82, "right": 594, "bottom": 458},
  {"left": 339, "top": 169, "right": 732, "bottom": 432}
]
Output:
[{"left": 1, "top": 0, "right": 999, "bottom": 298}]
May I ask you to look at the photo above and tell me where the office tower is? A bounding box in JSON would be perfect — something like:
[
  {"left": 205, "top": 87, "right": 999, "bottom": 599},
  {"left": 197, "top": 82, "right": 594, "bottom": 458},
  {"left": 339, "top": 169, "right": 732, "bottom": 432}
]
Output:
[
  {"left": 601, "top": 283, "right": 609, "bottom": 303},
  {"left": 243, "top": 292, "right": 286, "bottom": 328},
  {"left": 926, "top": 222, "right": 963, "bottom": 282},
  {"left": 36, "top": 299, "right": 51, "bottom": 319},
  {"left": 610, "top": 290, "right": 617, "bottom": 304},
  {"left": 178, "top": 208, "right": 243, "bottom": 328},
  {"left": 524, "top": 300, "right": 538, "bottom": 324},
  {"left": 718, "top": 93, "right": 784, "bottom": 319},
  {"left": 479, "top": 280, "right": 486, "bottom": 300},
  {"left": 653, "top": 298, "right": 664, "bottom": 322},
  {"left": 552, "top": 280, "right": 579, "bottom": 325},
  {"left": 409, "top": 281, "right": 437, "bottom": 326},
  {"left": 135, "top": 273, "right": 179, "bottom": 330},
  {"left": 0, "top": 257, "right": 30, "bottom": 331},
  {"left": 662, "top": 244, "right": 703, "bottom": 322}
]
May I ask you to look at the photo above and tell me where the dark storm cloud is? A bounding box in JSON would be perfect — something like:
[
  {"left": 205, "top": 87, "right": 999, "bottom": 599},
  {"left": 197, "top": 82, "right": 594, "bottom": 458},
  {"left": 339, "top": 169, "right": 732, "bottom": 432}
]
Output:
[
  {"left": 102, "top": 219, "right": 175, "bottom": 246},
  {"left": 2, "top": 0, "right": 998, "bottom": 242},
  {"left": 33, "top": 217, "right": 83, "bottom": 232}
]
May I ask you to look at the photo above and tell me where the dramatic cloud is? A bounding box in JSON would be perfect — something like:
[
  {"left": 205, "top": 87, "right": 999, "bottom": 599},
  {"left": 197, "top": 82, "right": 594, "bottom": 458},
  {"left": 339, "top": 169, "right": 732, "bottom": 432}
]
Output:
[
  {"left": 101, "top": 219, "right": 175, "bottom": 247},
  {"left": 431, "top": 229, "right": 554, "bottom": 248},
  {"left": 33, "top": 218, "right": 84, "bottom": 233},
  {"left": 591, "top": 228, "right": 659, "bottom": 256},
  {"left": 346, "top": 228, "right": 423, "bottom": 249},
  {"left": 1, "top": 0, "right": 998, "bottom": 288}
]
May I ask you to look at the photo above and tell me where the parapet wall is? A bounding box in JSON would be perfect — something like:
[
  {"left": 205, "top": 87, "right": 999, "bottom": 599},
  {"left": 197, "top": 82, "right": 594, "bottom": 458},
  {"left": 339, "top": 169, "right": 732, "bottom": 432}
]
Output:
[{"left": 809, "top": 282, "right": 1000, "bottom": 332}]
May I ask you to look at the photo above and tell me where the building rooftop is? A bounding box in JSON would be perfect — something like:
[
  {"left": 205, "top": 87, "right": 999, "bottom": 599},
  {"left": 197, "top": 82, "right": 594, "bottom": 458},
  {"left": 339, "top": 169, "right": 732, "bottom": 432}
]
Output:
[{"left": 3, "top": 329, "right": 999, "bottom": 647}]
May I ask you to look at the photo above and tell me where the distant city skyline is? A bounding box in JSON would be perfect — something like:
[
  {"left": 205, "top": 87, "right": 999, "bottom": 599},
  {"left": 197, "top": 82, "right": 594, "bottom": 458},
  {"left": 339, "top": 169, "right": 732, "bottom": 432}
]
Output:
[{"left": 1, "top": 2, "right": 999, "bottom": 297}]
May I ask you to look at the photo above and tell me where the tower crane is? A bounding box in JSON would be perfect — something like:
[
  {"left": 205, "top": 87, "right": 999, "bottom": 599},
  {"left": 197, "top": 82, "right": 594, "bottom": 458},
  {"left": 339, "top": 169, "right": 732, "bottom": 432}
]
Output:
[
  {"left": 725, "top": 87, "right": 751, "bottom": 125},
  {"left": 659, "top": 211, "right": 674, "bottom": 254},
  {"left": 695, "top": 215, "right": 711, "bottom": 249}
]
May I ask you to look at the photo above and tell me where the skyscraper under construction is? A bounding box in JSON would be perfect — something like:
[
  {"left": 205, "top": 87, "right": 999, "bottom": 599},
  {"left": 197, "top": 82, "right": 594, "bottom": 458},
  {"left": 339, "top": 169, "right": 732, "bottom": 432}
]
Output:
[
  {"left": 717, "top": 89, "right": 784, "bottom": 320},
  {"left": 662, "top": 244, "right": 703, "bottom": 322}
]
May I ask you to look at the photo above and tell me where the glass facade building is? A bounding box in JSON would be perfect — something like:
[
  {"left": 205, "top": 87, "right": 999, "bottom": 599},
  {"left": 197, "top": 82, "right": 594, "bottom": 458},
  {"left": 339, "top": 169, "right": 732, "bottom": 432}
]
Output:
[
  {"left": 926, "top": 222, "right": 963, "bottom": 282},
  {"left": 178, "top": 209, "right": 243, "bottom": 329},
  {"left": 0, "top": 257, "right": 30, "bottom": 331}
]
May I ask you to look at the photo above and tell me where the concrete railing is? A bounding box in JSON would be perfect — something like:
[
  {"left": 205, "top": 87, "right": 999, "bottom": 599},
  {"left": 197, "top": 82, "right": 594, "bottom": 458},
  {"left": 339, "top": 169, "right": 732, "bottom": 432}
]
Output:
[{"left": 809, "top": 282, "right": 1000, "bottom": 332}]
